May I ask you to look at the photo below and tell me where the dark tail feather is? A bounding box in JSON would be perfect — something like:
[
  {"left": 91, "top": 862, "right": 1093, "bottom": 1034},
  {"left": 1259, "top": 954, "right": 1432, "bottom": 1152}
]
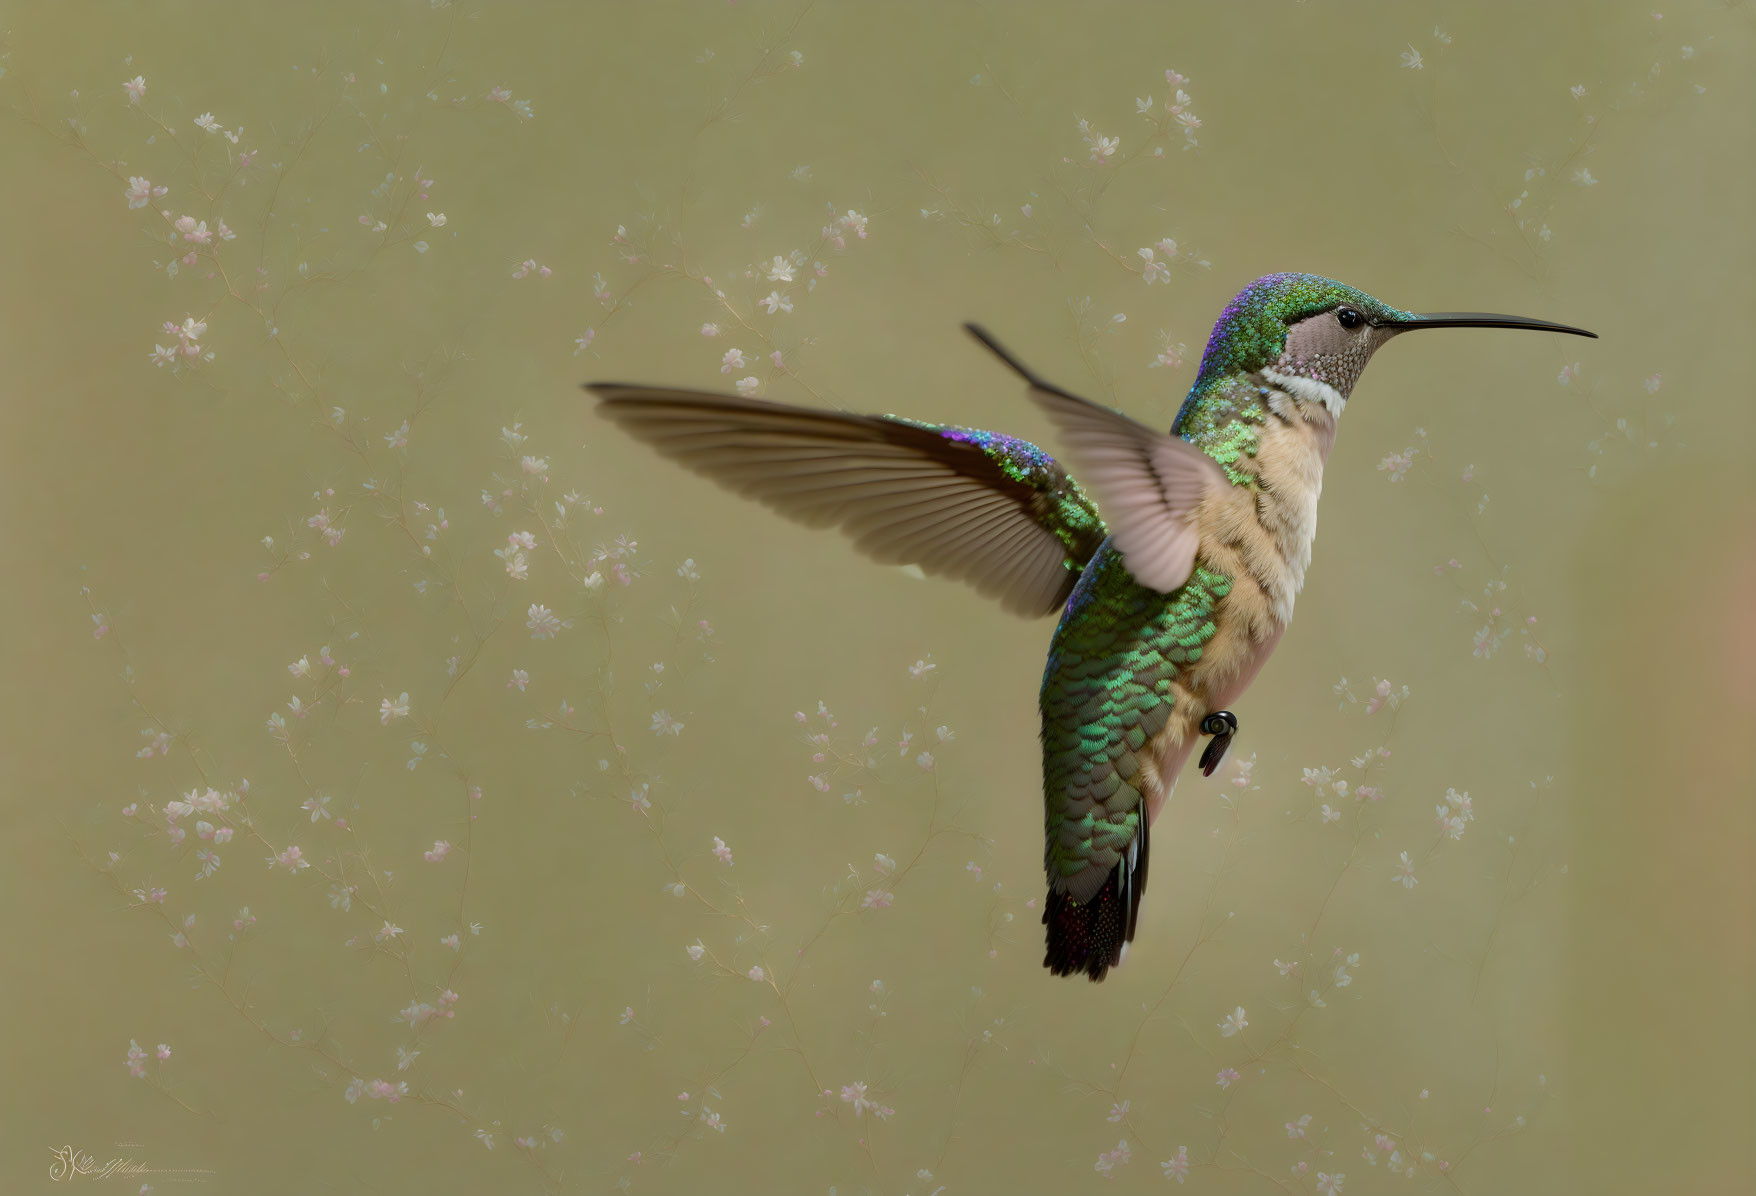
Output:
[{"left": 1043, "top": 813, "right": 1150, "bottom": 982}]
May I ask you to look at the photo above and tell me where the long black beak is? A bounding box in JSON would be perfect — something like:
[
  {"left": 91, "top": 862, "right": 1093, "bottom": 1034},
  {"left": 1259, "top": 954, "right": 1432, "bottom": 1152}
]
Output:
[{"left": 1381, "top": 312, "right": 1597, "bottom": 338}]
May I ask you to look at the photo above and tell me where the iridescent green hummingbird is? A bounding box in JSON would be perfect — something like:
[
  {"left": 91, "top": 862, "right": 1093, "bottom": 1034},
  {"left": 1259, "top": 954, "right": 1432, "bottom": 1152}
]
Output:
[{"left": 588, "top": 273, "right": 1594, "bottom": 981}]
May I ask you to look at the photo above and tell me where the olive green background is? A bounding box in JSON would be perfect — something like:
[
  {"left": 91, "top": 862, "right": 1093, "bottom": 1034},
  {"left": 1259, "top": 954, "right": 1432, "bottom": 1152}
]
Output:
[{"left": 3, "top": 2, "right": 1749, "bottom": 1193}]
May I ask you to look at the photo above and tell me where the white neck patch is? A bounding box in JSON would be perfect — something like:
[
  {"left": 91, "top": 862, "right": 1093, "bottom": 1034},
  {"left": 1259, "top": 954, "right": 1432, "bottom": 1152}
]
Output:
[{"left": 1261, "top": 367, "right": 1347, "bottom": 418}]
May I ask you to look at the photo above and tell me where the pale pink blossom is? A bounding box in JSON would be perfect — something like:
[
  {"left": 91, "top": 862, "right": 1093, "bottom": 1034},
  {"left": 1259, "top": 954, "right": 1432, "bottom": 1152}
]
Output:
[
  {"left": 1378, "top": 451, "right": 1415, "bottom": 482},
  {"left": 1161, "top": 1145, "right": 1189, "bottom": 1183},
  {"left": 380, "top": 692, "right": 410, "bottom": 725},
  {"left": 176, "top": 216, "right": 213, "bottom": 244},
  {"left": 269, "top": 845, "right": 309, "bottom": 872},
  {"left": 423, "top": 840, "right": 452, "bottom": 863},
  {"left": 526, "top": 604, "right": 565, "bottom": 639},
  {"left": 123, "top": 76, "right": 147, "bottom": 103},
  {"left": 840, "top": 1081, "right": 873, "bottom": 1115},
  {"left": 711, "top": 836, "right": 733, "bottom": 866},
  {"left": 365, "top": 1078, "right": 407, "bottom": 1102},
  {"left": 1093, "top": 1139, "right": 1130, "bottom": 1176}
]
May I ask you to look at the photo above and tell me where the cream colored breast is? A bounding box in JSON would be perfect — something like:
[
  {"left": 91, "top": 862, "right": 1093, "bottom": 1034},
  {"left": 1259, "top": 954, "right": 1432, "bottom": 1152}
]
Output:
[
  {"left": 1197, "top": 395, "right": 1337, "bottom": 626},
  {"left": 1253, "top": 414, "right": 1330, "bottom": 617}
]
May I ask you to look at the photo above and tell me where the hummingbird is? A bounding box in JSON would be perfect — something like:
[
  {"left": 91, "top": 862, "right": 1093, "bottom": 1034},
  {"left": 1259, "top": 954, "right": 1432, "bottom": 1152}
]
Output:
[{"left": 587, "top": 273, "right": 1595, "bottom": 981}]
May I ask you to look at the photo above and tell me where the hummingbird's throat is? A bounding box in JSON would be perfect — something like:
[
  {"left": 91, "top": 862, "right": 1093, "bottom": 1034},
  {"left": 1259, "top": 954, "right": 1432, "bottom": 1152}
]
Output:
[
  {"left": 1258, "top": 367, "right": 1348, "bottom": 419},
  {"left": 1261, "top": 317, "right": 1397, "bottom": 419}
]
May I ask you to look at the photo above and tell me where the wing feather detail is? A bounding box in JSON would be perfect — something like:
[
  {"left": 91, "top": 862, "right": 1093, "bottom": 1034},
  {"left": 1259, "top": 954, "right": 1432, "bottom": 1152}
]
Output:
[
  {"left": 587, "top": 384, "right": 1106, "bottom": 617},
  {"left": 963, "top": 325, "right": 1227, "bottom": 595}
]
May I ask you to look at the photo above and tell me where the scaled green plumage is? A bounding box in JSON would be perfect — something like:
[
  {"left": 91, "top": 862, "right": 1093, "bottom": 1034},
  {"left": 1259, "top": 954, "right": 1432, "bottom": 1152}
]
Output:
[{"left": 1040, "top": 549, "right": 1231, "bottom": 897}]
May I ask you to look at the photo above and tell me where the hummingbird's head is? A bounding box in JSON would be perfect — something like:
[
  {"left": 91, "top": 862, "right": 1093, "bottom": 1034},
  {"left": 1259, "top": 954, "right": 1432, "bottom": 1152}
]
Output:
[{"left": 1187, "top": 272, "right": 1596, "bottom": 423}]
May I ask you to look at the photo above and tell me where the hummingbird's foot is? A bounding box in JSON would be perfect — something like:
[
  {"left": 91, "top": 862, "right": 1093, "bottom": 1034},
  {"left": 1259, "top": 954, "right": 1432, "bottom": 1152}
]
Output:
[{"left": 1198, "top": 710, "right": 1238, "bottom": 778}]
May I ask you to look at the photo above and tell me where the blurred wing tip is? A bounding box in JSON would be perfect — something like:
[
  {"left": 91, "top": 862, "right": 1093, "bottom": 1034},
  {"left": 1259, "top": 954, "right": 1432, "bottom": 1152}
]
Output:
[{"left": 962, "top": 323, "right": 1048, "bottom": 390}]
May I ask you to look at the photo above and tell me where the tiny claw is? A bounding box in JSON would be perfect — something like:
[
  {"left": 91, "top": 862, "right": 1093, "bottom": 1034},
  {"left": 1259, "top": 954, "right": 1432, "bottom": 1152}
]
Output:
[
  {"left": 1199, "top": 710, "right": 1238, "bottom": 778},
  {"left": 1200, "top": 711, "right": 1238, "bottom": 738}
]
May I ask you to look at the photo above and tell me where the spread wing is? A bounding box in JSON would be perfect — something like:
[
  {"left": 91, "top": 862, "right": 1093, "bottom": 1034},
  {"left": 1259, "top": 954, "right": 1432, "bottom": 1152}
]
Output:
[
  {"left": 587, "top": 384, "right": 1107, "bottom": 617},
  {"left": 964, "top": 325, "right": 1226, "bottom": 595}
]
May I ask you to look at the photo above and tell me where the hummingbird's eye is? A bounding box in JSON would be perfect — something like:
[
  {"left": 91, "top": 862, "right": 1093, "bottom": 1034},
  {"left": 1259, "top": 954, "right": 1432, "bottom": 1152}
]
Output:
[{"left": 1335, "top": 306, "right": 1364, "bottom": 330}]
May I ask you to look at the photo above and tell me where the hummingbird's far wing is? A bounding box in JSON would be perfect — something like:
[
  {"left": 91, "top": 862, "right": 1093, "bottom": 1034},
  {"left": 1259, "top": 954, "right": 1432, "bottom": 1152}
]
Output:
[
  {"left": 587, "top": 384, "right": 1107, "bottom": 617},
  {"left": 965, "top": 325, "right": 1226, "bottom": 596}
]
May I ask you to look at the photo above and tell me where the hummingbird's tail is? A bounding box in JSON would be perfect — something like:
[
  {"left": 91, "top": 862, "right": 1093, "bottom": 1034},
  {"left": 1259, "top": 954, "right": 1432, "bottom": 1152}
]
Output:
[{"left": 1042, "top": 813, "right": 1149, "bottom": 982}]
